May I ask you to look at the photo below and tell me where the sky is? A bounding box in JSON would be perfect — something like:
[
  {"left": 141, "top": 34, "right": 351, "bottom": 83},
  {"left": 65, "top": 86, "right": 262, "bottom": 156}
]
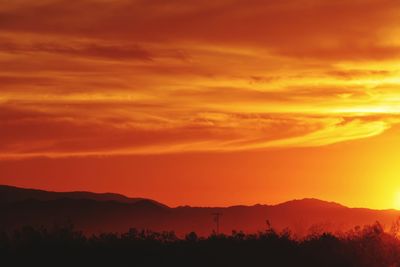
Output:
[{"left": 1, "top": 0, "right": 400, "bottom": 209}]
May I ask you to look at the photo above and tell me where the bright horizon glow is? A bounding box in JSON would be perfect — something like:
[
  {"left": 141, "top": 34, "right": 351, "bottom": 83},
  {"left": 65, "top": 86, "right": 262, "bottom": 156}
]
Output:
[{"left": 394, "top": 192, "right": 400, "bottom": 211}]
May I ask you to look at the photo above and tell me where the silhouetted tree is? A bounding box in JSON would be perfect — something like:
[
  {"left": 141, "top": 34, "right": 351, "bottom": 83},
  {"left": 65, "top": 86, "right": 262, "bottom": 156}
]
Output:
[{"left": 3, "top": 222, "right": 400, "bottom": 267}]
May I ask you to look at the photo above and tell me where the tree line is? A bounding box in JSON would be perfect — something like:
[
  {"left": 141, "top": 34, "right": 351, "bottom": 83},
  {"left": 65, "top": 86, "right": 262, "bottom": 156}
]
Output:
[{"left": 1, "top": 221, "right": 400, "bottom": 267}]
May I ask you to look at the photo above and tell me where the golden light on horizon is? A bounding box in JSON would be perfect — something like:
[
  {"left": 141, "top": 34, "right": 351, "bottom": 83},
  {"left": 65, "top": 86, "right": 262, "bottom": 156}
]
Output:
[{"left": 394, "top": 192, "right": 400, "bottom": 210}]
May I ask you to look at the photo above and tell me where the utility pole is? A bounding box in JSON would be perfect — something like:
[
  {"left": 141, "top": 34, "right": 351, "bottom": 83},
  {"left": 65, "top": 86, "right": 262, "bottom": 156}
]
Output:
[
  {"left": 266, "top": 219, "right": 271, "bottom": 230},
  {"left": 212, "top": 212, "right": 222, "bottom": 234}
]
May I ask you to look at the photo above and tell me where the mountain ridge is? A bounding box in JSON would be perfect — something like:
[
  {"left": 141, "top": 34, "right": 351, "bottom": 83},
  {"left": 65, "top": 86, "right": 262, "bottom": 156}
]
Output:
[
  {"left": 1, "top": 184, "right": 389, "bottom": 211},
  {"left": 1, "top": 184, "right": 399, "bottom": 236},
  {"left": 1, "top": 184, "right": 351, "bottom": 209},
  {"left": 0, "top": 184, "right": 168, "bottom": 208}
]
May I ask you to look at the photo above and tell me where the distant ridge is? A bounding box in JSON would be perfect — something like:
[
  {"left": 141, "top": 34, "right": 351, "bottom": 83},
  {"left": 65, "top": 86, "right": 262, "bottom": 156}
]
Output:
[
  {"left": 0, "top": 185, "right": 348, "bottom": 209},
  {"left": 276, "top": 198, "right": 346, "bottom": 209},
  {"left": 0, "top": 184, "right": 168, "bottom": 208},
  {"left": 1, "top": 184, "right": 399, "bottom": 236}
]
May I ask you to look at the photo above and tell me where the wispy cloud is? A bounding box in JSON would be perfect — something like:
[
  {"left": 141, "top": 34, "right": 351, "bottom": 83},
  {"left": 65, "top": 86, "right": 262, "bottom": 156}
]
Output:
[{"left": 1, "top": 0, "right": 400, "bottom": 158}]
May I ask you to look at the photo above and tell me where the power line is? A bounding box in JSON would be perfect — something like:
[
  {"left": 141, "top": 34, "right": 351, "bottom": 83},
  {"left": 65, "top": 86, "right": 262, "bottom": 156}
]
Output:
[{"left": 212, "top": 212, "right": 222, "bottom": 234}]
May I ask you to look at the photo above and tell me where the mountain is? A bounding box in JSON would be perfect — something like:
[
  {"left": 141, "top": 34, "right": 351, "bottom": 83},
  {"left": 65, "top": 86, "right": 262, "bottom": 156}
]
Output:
[
  {"left": 1, "top": 185, "right": 399, "bottom": 236},
  {"left": 0, "top": 184, "right": 167, "bottom": 207}
]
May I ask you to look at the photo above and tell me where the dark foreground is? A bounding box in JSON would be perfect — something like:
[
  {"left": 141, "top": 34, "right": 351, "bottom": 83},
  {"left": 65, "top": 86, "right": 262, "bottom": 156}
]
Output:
[{"left": 1, "top": 222, "right": 400, "bottom": 267}]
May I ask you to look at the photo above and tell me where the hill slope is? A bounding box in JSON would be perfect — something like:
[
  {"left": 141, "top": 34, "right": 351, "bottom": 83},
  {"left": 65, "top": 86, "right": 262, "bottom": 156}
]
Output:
[
  {"left": 0, "top": 184, "right": 167, "bottom": 207},
  {"left": 1, "top": 185, "right": 399, "bottom": 236}
]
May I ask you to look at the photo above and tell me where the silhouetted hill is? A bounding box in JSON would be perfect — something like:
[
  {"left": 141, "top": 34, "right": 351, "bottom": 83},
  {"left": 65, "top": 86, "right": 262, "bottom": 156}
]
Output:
[
  {"left": 276, "top": 198, "right": 345, "bottom": 209},
  {"left": 1, "top": 185, "right": 399, "bottom": 236},
  {"left": 0, "top": 184, "right": 167, "bottom": 207}
]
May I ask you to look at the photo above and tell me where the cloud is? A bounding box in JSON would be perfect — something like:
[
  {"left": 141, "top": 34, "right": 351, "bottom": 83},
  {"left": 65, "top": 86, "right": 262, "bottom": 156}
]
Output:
[
  {"left": 0, "top": 75, "right": 55, "bottom": 86},
  {"left": 1, "top": 0, "right": 400, "bottom": 158},
  {"left": 0, "top": 39, "right": 153, "bottom": 60},
  {"left": 0, "top": 103, "right": 394, "bottom": 158},
  {"left": 1, "top": 0, "right": 400, "bottom": 60}
]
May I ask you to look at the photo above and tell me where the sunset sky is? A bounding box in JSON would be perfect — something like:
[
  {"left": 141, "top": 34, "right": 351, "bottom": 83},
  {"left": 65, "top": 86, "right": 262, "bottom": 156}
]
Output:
[{"left": 1, "top": 0, "right": 400, "bottom": 209}]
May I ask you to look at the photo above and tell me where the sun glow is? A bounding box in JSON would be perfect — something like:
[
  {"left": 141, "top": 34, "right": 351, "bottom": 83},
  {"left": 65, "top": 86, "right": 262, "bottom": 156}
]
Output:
[{"left": 394, "top": 192, "right": 400, "bottom": 210}]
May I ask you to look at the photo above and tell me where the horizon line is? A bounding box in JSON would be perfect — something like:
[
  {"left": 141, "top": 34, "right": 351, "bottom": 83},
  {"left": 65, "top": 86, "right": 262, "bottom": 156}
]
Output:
[{"left": 1, "top": 183, "right": 398, "bottom": 211}]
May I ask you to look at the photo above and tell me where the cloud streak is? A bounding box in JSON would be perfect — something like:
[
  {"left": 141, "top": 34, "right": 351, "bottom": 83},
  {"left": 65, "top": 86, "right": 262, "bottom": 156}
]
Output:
[
  {"left": 1, "top": 0, "right": 400, "bottom": 158},
  {"left": 0, "top": 103, "right": 395, "bottom": 158}
]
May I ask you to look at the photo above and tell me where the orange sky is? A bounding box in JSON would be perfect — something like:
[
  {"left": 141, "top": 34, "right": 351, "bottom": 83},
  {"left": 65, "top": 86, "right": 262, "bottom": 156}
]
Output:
[{"left": 1, "top": 0, "right": 400, "bottom": 209}]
